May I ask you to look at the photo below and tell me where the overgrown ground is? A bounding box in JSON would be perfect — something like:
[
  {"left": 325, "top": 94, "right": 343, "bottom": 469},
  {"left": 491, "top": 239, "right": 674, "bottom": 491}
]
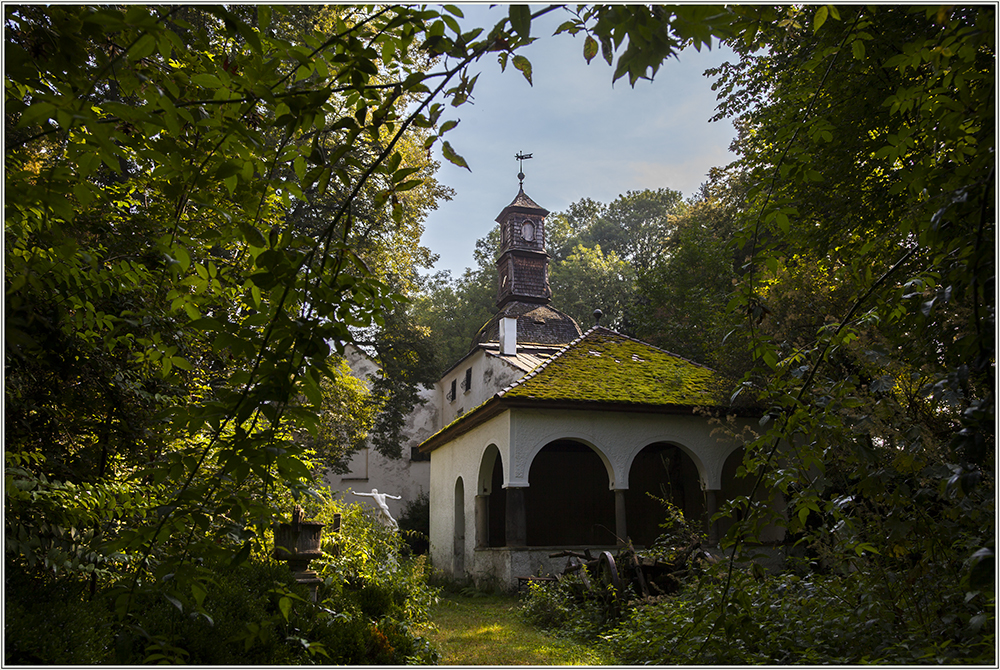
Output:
[{"left": 416, "top": 593, "right": 617, "bottom": 666}]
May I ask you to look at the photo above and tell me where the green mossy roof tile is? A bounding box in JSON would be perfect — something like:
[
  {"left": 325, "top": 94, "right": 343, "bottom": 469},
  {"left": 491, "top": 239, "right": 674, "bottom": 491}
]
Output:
[{"left": 498, "top": 327, "right": 721, "bottom": 407}]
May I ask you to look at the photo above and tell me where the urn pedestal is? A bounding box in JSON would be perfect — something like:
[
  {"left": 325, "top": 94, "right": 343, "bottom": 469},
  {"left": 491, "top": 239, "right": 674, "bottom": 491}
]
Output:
[{"left": 273, "top": 505, "right": 327, "bottom": 602}]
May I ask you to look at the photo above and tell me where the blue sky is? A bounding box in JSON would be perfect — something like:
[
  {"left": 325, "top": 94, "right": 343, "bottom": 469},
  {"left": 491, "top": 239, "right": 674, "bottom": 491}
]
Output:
[{"left": 419, "top": 5, "right": 739, "bottom": 277}]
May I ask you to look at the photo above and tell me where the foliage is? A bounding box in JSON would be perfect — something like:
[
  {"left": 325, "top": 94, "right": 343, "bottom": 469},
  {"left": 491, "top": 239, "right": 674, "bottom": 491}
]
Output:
[
  {"left": 521, "top": 4, "right": 995, "bottom": 664},
  {"left": 5, "top": 0, "right": 556, "bottom": 620},
  {"left": 302, "top": 356, "right": 380, "bottom": 474},
  {"left": 6, "top": 495, "right": 441, "bottom": 665},
  {"left": 630, "top": 191, "right": 744, "bottom": 368},
  {"left": 549, "top": 243, "right": 635, "bottom": 330},
  {"left": 603, "top": 566, "right": 995, "bottom": 665},
  {"left": 397, "top": 491, "right": 431, "bottom": 555},
  {"left": 519, "top": 570, "right": 619, "bottom": 642}
]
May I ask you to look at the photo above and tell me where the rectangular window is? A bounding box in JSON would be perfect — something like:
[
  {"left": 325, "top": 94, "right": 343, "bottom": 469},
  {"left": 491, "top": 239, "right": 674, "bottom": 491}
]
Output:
[
  {"left": 447, "top": 379, "right": 456, "bottom": 402},
  {"left": 462, "top": 367, "right": 472, "bottom": 392}
]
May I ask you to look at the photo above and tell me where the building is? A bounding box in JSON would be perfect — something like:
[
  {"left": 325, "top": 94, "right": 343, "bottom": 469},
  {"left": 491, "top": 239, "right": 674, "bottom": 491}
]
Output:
[
  {"left": 331, "top": 179, "right": 780, "bottom": 588},
  {"left": 417, "top": 181, "right": 780, "bottom": 589}
]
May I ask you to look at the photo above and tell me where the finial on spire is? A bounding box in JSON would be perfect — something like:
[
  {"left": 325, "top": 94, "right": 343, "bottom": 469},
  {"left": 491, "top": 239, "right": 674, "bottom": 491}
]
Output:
[{"left": 515, "top": 151, "right": 533, "bottom": 187}]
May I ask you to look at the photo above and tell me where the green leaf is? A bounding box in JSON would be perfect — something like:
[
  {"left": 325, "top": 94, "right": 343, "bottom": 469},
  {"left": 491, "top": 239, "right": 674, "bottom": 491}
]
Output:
[
  {"left": 583, "top": 35, "right": 599, "bottom": 64},
  {"left": 852, "top": 39, "right": 866, "bottom": 60},
  {"left": 441, "top": 141, "right": 471, "bottom": 171},
  {"left": 512, "top": 54, "right": 533, "bottom": 86},
  {"left": 239, "top": 222, "right": 267, "bottom": 248},
  {"left": 813, "top": 6, "right": 828, "bottom": 33},
  {"left": 509, "top": 5, "right": 531, "bottom": 39},
  {"left": 278, "top": 596, "right": 292, "bottom": 622},
  {"left": 191, "top": 73, "right": 223, "bottom": 89}
]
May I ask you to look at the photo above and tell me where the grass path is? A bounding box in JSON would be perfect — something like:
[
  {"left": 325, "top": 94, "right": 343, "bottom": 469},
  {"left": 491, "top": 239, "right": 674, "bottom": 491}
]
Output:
[{"left": 416, "top": 593, "right": 616, "bottom": 666}]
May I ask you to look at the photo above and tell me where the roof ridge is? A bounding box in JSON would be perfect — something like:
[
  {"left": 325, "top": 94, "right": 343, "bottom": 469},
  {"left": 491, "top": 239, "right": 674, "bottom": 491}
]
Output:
[{"left": 606, "top": 329, "right": 716, "bottom": 371}]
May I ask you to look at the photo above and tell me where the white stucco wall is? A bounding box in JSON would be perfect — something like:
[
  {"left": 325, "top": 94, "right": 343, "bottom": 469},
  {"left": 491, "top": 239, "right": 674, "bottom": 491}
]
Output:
[
  {"left": 428, "top": 411, "right": 512, "bottom": 576},
  {"left": 437, "top": 351, "right": 525, "bottom": 427},
  {"left": 507, "top": 409, "right": 749, "bottom": 490}
]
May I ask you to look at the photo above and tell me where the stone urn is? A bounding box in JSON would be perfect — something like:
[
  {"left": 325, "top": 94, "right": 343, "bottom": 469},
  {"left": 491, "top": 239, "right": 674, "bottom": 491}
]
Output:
[{"left": 273, "top": 505, "right": 325, "bottom": 600}]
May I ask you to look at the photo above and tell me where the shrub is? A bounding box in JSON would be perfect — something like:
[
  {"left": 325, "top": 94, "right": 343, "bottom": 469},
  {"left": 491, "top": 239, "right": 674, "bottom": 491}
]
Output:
[
  {"left": 6, "top": 488, "right": 442, "bottom": 665},
  {"left": 4, "top": 562, "right": 115, "bottom": 664},
  {"left": 519, "top": 569, "right": 625, "bottom": 641},
  {"left": 602, "top": 566, "right": 996, "bottom": 665}
]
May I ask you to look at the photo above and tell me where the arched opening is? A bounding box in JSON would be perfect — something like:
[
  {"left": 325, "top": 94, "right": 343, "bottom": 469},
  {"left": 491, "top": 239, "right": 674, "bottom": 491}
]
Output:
[
  {"left": 476, "top": 445, "right": 507, "bottom": 548},
  {"left": 626, "top": 443, "right": 706, "bottom": 547},
  {"left": 717, "top": 448, "right": 785, "bottom": 544},
  {"left": 453, "top": 477, "right": 465, "bottom": 575},
  {"left": 525, "top": 440, "right": 615, "bottom": 546}
]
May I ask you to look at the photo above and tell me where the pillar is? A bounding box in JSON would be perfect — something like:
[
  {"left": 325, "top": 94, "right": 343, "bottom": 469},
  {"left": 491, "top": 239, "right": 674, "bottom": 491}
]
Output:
[
  {"left": 614, "top": 489, "right": 627, "bottom": 546},
  {"left": 505, "top": 486, "right": 527, "bottom": 547},
  {"left": 475, "top": 494, "right": 489, "bottom": 548}
]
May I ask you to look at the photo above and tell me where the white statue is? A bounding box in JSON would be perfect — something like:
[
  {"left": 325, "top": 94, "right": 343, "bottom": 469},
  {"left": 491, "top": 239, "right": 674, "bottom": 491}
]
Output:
[{"left": 353, "top": 488, "right": 402, "bottom": 530}]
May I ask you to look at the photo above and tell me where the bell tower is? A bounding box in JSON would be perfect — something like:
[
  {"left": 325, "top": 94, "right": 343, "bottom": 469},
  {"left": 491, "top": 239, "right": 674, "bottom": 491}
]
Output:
[
  {"left": 494, "top": 162, "right": 551, "bottom": 308},
  {"left": 468, "top": 154, "right": 581, "bottom": 351}
]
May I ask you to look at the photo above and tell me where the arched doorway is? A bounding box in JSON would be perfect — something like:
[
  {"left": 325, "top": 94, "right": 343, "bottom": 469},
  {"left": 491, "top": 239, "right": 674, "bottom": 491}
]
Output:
[
  {"left": 626, "top": 443, "right": 706, "bottom": 547},
  {"left": 476, "top": 445, "right": 507, "bottom": 548},
  {"left": 453, "top": 477, "right": 465, "bottom": 575},
  {"left": 525, "top": 440, "right": 615, "bottom": 546}
]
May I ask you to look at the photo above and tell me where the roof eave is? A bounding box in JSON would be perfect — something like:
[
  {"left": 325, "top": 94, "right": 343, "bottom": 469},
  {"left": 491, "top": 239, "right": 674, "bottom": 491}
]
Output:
[{"left": 417, "top": 395, "right": 754, "bottom": 454}]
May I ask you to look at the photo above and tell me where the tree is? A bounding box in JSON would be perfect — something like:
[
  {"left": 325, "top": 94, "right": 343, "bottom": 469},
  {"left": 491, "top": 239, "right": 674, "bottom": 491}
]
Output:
[
  {"left": 5, "top": 3, "right": 548, "bottom": 629},
  {"left": 549, "top": 243, "right": 635, "bottom": 330},
  {"left": 630, "top": 192, "right": 742, "bottom": 367},
  {"left": 554, "top": 4, "right": 994, "bottom": 660}
]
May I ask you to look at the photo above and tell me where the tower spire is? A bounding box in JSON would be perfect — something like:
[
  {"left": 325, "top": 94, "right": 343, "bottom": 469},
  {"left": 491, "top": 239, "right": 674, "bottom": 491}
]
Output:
[{"left": 515, "top": 151, "right": 532, "bottom": 188}]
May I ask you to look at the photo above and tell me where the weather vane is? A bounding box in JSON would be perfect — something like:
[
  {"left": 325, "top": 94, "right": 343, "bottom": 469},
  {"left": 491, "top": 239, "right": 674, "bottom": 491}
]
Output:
[{"left": 515, "top": 151, "right": 533, "bottom": 186}]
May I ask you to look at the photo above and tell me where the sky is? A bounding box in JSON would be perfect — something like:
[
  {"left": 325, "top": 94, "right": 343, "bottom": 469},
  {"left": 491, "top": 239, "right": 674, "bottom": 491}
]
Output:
[{"left": 419, "top": 4, "right": 739, "bottom": 277}]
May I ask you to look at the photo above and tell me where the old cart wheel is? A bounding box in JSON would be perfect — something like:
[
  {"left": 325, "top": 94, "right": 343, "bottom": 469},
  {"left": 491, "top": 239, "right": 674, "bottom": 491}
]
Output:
[{"left": 596, "top": 551, "right": 623, "bottom": 617}]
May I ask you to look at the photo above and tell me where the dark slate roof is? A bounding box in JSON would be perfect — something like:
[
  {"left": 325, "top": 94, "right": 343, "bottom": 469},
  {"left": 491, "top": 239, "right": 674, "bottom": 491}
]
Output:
[
  {"left": 495, "top": 187, "right": 549, "bottom": 222},
  {"left": 470, "top": 301, "right": 582, "bottom": 351}
]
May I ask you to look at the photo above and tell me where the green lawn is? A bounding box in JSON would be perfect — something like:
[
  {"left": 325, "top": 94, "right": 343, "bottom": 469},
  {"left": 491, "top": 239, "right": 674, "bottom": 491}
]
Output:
[{"left": 417, "top": 593, "right": 616, "bottom": 666}]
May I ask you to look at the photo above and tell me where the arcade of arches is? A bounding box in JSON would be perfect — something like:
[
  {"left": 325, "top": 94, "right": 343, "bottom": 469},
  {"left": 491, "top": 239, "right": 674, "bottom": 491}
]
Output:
[{"left": 473, "top": 439, "right": 753, "bottom": 551}]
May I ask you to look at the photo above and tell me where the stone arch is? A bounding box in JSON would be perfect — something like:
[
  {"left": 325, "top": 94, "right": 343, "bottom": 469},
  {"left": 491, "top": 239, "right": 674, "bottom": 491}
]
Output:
[
  {"left": 622, "top": 438, "right": 709, "bottom": 490},
  {"left": 476, "top": 444, "right": 506, "bottom": 548},
  {"left": 477, "top": 444, "right": 501, "bottom": 495},
  {"left": 524, "top": 439, "right": 617, "bottom": 546},
  {"left": 453, "top": 477, "right": 465, "bottom": 576},
  {"left": 519, "top": 431, "right": 615, "bottom": 490},
  {"left": 626, "top": 442, "right": 707, "bottom": 547}
]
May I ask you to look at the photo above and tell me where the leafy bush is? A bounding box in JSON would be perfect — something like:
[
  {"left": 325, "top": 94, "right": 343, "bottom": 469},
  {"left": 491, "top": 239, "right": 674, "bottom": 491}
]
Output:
[
  {"left": 520, "top": 569, "right": 625, "bottom": 641},
  {"left": 602, "top": 565, "right": 995, "bottom": 665},
  {"left": 397, "top": 491, "right": 430, "bottom": 555},
  {"left": 4, "top": 562, "right": 115, "bottom": 664},
  {"left": 6, "top": 491, "right": 442, "bottom": 665}
]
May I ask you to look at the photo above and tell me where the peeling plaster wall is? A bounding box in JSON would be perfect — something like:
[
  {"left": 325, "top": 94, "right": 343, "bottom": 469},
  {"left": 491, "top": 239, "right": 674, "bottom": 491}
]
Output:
[
  {"left": 323, "top": 347, "right": 437, "bottom": 521},
  {"left": 437, "top": 351, "right": 524, "bottom": 427}
]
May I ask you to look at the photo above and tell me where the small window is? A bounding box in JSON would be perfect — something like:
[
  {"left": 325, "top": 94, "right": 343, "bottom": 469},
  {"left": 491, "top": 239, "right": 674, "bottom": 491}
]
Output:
[
  {"left": 447, "top": 379, "right": 456, "bottom": 402},
  {"left": 461, "top": 367, "right": 472, "bottom": 392}
]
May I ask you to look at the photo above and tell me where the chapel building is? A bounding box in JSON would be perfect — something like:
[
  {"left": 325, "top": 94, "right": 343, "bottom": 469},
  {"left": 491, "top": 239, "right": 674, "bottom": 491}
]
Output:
[{"left": 416, "top": 180, "right": 782, "bottom": 588}]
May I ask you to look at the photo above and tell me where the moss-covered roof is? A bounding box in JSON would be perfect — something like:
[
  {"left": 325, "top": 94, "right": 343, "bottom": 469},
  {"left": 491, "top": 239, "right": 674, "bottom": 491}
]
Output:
[
  {"left": 498, "top": 327, "right": 721, "bottom": 406},
  {"left": 419, "top": 328, "right": 725, "bottom": 453}
]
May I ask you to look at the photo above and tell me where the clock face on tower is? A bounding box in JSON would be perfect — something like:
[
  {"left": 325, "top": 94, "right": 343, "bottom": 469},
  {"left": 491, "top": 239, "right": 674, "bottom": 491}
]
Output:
[{"left": 521, "top": 220, "right": 535, "bottom": 242}]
